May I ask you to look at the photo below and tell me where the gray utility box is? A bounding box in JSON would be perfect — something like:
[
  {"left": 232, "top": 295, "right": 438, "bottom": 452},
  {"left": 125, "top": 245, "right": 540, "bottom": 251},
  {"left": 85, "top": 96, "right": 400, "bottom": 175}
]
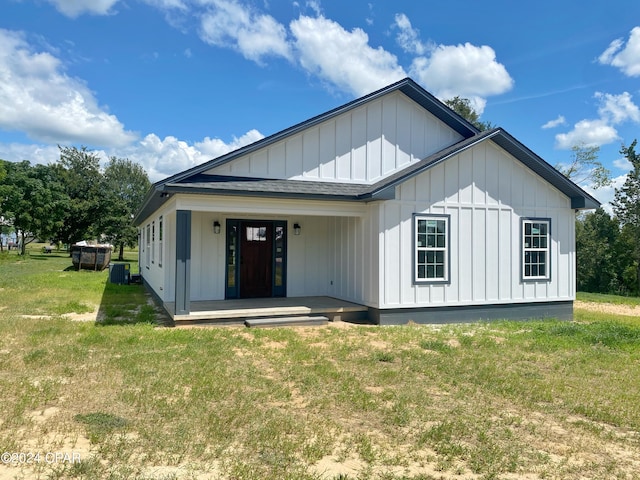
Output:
[{"left": 109, "top": 263, "right": 130, "bottom": 285}]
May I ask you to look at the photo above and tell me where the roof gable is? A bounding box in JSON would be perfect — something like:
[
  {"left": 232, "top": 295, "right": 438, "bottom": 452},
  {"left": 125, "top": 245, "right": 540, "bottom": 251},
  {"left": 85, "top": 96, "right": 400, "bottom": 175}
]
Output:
[
  {"left": 134, "top": 80, "right": 599, "bottom": 224},
  {"left": 157, "top": 78, "right": 479, "bottom": 186}
]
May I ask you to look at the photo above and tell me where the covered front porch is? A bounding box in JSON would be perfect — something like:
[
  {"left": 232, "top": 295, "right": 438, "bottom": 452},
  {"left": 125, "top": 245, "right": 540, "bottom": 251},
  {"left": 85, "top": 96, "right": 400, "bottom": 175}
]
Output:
[{"left": 164, "top": 295, "right": 370, "bottom": 325}]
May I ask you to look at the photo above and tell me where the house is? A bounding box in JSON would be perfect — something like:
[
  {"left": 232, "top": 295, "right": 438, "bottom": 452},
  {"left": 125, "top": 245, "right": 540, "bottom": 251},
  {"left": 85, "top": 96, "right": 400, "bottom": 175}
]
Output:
[{"left": 133, "top": 78, "right": 599, "bottom": 325}]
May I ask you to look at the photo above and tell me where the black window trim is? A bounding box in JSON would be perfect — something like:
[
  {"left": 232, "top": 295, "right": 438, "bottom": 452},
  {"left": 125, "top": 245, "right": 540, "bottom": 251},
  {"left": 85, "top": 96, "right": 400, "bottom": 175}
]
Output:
[
  {"left": 521, "top": 217, "right": 551, "bottom": 282},
  {"left": 413, "top": 212, "right": 451, "bottom": 285}
]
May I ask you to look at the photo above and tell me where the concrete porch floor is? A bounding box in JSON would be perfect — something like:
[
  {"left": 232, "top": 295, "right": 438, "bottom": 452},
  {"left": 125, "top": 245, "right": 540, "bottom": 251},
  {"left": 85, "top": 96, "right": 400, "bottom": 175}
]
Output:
[{"left": 164, "top": 296, "right": 370, "bottom": 325}]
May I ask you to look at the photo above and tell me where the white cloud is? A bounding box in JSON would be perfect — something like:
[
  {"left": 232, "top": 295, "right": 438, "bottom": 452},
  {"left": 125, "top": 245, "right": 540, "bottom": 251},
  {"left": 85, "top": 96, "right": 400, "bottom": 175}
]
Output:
[
  {"left": 142, "top": 0, "right": 187, "bottom": 9},
  {"left": 393, "top": 13, "right": 432, "bottom": 56},
  {"left": 598, "top": 26, "right": 640, "bottom": 77},
  {"left": 45, "top": 0, "right": 187, "bottom": 17},
  {"left": 0, "top": 142, "right": 61, "bottom": 166},
  {"left": 194, "top": 129, "right": 264, "bottom": 158},
  {"left": 0, "top": 129, "right": 264, "bottom": 183},
  {"left": 290, "top": 15, "right": 406, "bottom": 96},
  {"left": 555, "top": 119, "right": 619, "bottom": 149},
  {"left": 596, "top": 91, "right": 640, "bottom": 124},
  {"left": 542, "top": 115, "right": 566, "bottom": 129},
  {"left": 113, "top": 129, "right": 264, "bottom": 181},
  {"left": 0, "top": 29, "right": 137, "bottom": 147},
  {"left": 581, "top": 172, "right": 629, "bottom": 214},
  {"left": 198, "top": 0, "right": 292, "bottom": 63},
  {"left": 409, "top": 43, "right": 513, "bottom": 115},
  {"left": 555, "top": 91, "right": 639, "bottom": 149},
  {"left": 613, "top": 156, "right": 633, "bottom": 171},
  {"left": 45, "top": 0, "right": 121, "bottom": 17}
]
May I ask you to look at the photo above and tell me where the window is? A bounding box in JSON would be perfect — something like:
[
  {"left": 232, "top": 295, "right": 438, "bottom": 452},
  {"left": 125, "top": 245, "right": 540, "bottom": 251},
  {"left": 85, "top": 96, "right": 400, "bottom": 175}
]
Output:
[
  {"left": 146, "top": 224, "right": 151, "bottom": 268},
  {"left": 158, "top": 216, "right": 163, "bottom": 267},
  {"left": 151, "top": 221, "right": 155, "bottom": 264},
  {"left": 522, "top": 219, "right": 550, "bottom": 281},
  {"left": 414, "top": 214, "right": 449, "bottom": 283}
]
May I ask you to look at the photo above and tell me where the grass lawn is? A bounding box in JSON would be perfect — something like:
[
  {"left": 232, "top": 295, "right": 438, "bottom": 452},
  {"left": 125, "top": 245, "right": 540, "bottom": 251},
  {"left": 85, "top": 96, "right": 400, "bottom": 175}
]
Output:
[
  {"left": 1, "top": 246, "right": 639, "bottom": 479},
  {"left": 577, "top": 291, "right": 640, "bottom": 307}
]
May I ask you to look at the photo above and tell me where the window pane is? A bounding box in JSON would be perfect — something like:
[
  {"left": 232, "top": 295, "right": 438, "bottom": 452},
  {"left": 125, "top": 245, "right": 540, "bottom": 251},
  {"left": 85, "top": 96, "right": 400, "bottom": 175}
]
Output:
[
  {"left": 435, "top": 251, "right": 444, "bottom": 264},
  {"left": 540, "top": 237, "right": 547, "bottom": 249},
  {"left": 418, "top": 220, "right": 426, "bottom": 233},
  {"left": 418, "top": 265, "right": 426, "bottom": 279},
  {"left": 427, "top": 235, "right": 435, "bottom": 247},
  {"left": 418, "top": 251, "right": 426, "bottom": 264},
  {"left": 436, "top": 234, "right": 445, "bottom": 248},
  {"left": 274, "top": 226, "right": 284, "bottom": 287},
  {"left": 246, "top": 226, "right": 266, "bottom": 241},
  {"left": 531, "top": 265, "right": 539, "bottom": 277},
  {"left": 525, "top": 223, "right": 531, "bottom": 235},
  {"left": 427, "top": 251, "right": 435, "bottom": 263},
  {"left": 539, "top": 265, "right": 546, "bottom": 276},
  {"left": 418, "top": 234, "right": 426, "bottom": 247},
  {"left": 427, "top": 265, "right": 435, "bottom": 278},
  {"left": 525, "top": 265, "right": 530, "bottom": 277},
  {"left": 540, "top": 224, "right": 547, "bottom": 235},
  {"left": 532, "top": 237, "right": 539, "bottom": 248},
  {"left": 436, "top": 265, "right": 444, "bottom": 278},
  {"left": 436, "top": 220, "right": 446, "bottom": 233}
]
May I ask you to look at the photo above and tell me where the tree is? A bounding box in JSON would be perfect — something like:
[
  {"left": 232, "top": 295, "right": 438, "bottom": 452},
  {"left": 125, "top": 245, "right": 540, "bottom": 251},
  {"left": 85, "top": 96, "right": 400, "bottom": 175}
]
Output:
[
  {"left": 575, "top": 209, "right": 621, "bottom": 293},
  {"left": 555, "top": 144, "right": 612, "bottom": 189},
  {"left": 2, "top": 161, "right": 67, "bottom": 254},
  {"left": 97, "top": 157, "right": 150, "bottom": 260},
  {"left": 444, "top": 96, "right": 494, "bottom": 131},
  {"left": 612, "top": 140, "right": 640, "bottom": 295},
  {"left": 52, "top": 146, "right": 103, "bottom": 245}
]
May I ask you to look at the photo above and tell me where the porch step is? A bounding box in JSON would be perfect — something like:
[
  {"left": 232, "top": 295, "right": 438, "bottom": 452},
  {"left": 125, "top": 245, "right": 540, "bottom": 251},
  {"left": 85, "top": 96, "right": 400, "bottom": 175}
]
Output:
[{"left": 245, "top": 315, "right": 329, "bottom": 328}]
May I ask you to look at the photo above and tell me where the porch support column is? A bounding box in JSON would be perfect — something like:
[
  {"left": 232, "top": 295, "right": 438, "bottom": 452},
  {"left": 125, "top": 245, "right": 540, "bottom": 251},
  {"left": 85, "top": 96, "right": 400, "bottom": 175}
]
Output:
[{"left": 175, "top": 210, "right": 191, "bottom": 316}]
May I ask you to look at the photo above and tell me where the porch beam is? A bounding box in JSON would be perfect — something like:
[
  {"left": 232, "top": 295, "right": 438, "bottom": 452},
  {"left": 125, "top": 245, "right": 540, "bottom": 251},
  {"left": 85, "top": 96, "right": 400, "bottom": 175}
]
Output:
[
  {"left": 175, "top": 194, "right": 368, "bottom": 218},
  {"left": 175, "top": 210, "right": 191, "bottom": 315}
]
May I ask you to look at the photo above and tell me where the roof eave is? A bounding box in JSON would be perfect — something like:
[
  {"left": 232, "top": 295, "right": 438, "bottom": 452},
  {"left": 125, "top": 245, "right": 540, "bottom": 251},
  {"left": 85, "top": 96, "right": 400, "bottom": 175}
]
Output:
[{"left": 162, "top": 184, "right": 362, "bottom": 202}]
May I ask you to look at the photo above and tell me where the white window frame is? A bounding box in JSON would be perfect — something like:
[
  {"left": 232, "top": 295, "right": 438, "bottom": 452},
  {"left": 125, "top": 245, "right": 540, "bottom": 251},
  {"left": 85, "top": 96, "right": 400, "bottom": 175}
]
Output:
[
  {"left": 146, "top": 223, "right": 151, "bottom": 269},
  {"left": 522, "top": 218, "right": 551, "bottom": 281},
  {"left": 151, "top": 221, "right": 155, "bottom": 264},
  {"left": 158, "top": 216, "right": 163, "bottom": 268},
  {"left": 414, "top": 213, "right": 450, "bottom": 284}
]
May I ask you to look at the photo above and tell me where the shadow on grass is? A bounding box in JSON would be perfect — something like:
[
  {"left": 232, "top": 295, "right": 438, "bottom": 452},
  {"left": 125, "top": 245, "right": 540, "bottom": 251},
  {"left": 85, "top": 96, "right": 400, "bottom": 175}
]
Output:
[{"left": 94, "top": 257, "right": 172, "bottom": 327}]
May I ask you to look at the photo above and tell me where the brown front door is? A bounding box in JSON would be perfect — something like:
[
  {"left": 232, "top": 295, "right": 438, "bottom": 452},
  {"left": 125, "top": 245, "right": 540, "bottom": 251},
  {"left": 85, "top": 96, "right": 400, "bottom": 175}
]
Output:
[{"left": 240, "top": 222, "right": 273, "bottom": 298}]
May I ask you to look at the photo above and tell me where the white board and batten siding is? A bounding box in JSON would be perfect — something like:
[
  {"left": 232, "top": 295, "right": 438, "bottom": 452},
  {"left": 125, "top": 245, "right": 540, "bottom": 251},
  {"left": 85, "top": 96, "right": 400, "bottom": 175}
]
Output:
[
  {"left": 377, "top": 140, "right": 576, "bottom": 310},
  {"left": 138, "top": 206, "right": 175, "bottom": 303},
  {"left": 206, "top": 92, "right": 462, "bottom": 184}
]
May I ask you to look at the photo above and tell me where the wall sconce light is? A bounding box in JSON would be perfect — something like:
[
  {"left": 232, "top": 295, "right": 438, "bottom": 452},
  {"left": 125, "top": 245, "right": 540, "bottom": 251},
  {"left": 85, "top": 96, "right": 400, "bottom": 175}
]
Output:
[
  {"left": 293, "top": 223, "right": 301, "bottom": 235},
  {"left": 213, "top": 221, "right": 221, "bottom": 234}
]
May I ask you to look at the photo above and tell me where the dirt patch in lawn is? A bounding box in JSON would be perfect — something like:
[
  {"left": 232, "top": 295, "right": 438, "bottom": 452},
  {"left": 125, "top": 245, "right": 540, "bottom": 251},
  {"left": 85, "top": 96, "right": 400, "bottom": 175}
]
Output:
[{"left": 575, "top": 300, "right": 640, "bottom": 316}]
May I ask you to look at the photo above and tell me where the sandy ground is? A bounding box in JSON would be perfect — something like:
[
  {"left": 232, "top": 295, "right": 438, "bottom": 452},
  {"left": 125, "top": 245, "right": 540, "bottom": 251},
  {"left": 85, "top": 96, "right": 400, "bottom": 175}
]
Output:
[
  {"left": 575, "top": 300, "right": 640, "bottom": 317},
  {"left": 2, "top": 299, "right": 637, "bottom": 480}
]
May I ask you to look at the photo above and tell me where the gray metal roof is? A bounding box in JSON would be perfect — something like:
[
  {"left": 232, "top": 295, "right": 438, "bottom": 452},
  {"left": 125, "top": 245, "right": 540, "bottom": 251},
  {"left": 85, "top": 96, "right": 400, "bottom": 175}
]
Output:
[{"left": 134, "top": 79, "right": 599, "bottom": 224}]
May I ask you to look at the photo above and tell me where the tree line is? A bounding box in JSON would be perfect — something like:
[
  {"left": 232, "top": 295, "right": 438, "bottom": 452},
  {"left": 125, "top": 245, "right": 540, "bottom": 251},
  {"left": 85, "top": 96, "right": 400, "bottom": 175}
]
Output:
[
  {"left": 577, "top": 141, "right": 640, "bottom": 296},
  {"left": 0, "top": 146, "right": 150, "bottom": 260}
]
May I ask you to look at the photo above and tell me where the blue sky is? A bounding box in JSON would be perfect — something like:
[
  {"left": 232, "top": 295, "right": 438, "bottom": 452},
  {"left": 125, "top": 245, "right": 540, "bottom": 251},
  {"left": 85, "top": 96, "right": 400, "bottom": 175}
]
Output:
[{"left": 1, "top": 0, "right": 639, "bottom": 208}]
